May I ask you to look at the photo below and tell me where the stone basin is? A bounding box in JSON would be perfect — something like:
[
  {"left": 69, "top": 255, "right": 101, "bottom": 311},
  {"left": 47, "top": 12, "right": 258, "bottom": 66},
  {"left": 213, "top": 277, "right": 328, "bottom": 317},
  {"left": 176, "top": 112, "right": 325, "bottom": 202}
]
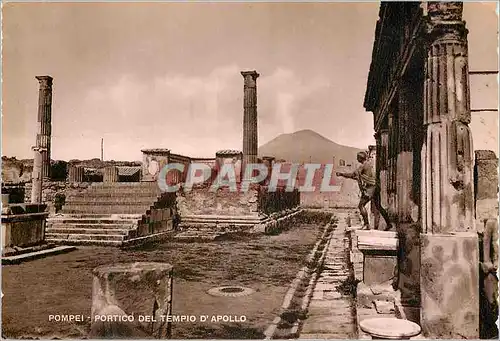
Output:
[{"left": 360, "top": 317, "right": 421, "bottom": 339}]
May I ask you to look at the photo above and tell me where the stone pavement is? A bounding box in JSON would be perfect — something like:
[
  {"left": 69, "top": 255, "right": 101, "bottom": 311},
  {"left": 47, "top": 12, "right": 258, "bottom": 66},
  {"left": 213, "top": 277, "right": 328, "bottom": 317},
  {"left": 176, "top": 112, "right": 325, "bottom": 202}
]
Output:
[{"left": 299, "top": 211, "right": 356, "bottom": 339}]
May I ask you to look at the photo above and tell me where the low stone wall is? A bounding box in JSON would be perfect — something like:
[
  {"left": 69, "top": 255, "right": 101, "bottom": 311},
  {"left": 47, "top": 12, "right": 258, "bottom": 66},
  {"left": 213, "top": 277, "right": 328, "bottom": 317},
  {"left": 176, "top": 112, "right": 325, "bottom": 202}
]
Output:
[
  {"left": 258, "top": 185, "right": 300, "bottom": 214},
  {"left": 300, "top": 176, "right": 359, "bottom": 209},
  {"left": 24, "top": 181, "right": 92, "bottom": 213},
  {"left": 1, "top": 204, "right": 48, "bottom": 253},
  {"left": 177, "top": 185, "right": 259, "bottom": 217}
]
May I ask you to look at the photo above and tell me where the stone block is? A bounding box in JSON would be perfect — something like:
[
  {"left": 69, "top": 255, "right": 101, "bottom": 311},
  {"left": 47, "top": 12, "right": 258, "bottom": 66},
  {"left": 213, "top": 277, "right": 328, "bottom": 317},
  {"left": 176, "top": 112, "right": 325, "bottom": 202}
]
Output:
[
  {"left": 363, "top": 256, "right": 397, "bottom": 286},
  {"left": 91, "top": 262, "right": 173, "bottom": 339},
  {"left": 420, "top": 233, "right": 479, "bottom": 339},
  {"left": 374, "top": 300, "right": 395, "bottom": 314},
  {"left": 358, "top": 235, "right": 398, "bottom": 253}
]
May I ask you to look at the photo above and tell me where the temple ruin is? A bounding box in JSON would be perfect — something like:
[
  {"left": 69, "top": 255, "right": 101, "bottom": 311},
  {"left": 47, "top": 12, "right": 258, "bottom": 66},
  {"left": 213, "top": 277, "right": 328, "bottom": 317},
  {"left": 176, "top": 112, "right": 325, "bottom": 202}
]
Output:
[{"left": 362, "top": 2, "right": 498, "bottom": 338}]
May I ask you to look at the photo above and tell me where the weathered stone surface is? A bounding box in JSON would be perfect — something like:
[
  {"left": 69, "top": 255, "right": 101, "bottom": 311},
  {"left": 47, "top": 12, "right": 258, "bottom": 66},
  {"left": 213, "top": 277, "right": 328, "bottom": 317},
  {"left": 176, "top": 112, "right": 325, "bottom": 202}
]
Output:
[
  {"left": 420, "top": 233, "right": 479, "bottom": 339},
  {"left": 474, "top": 150, "right": 498, "bottom": 224},
  {"left": 91, "top": 262, "right": 173, "bottom": 339},
  {"left": 363, "top": 256, "right": 397, "bottom": 286},
  {"left": 374, "top": 300, "right": 395, "bottom": 314},
  {"left": 397, "top": 222, "right": 421, "bottom": 307},
  {"left": 475, "top": 150, "right": 498, "bottom": 201}
]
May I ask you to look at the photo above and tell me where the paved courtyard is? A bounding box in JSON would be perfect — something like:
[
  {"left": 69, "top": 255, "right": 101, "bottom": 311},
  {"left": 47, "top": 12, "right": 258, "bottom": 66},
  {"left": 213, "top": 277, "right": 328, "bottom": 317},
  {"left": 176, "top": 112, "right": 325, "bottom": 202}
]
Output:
[{"left": 2, "top": 212, "right": 331, "bottom": 339}]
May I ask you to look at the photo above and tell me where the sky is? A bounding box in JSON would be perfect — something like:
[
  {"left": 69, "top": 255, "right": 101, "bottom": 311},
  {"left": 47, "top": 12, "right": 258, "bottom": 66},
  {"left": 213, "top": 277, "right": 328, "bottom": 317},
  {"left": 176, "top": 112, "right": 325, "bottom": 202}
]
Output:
[{"left": 2, "top": 2, "right": 498, "bottom": 161}]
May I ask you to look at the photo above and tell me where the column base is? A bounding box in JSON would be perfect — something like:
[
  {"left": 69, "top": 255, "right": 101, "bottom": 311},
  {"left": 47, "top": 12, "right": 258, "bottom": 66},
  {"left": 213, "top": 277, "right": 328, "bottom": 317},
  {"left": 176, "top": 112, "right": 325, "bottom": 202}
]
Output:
[{"left": 420, "top": 232, "right": 479, "bottom": 339}]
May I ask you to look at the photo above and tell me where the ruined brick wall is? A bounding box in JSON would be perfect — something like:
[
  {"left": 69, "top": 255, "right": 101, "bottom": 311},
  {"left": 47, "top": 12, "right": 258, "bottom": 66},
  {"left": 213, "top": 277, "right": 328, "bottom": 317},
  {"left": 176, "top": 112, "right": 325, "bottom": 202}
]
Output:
[{"left": 176, "top": 185, "right": 259, "bottom": 216}]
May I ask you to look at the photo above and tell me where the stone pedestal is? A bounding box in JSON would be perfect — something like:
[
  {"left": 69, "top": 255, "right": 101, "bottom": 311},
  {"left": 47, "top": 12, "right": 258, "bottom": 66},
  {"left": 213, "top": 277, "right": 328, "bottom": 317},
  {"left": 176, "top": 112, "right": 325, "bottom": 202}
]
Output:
[
  {"left": 420, "top": 232, "right": 479, "bottom": 338},
  {"left": 357, "top": 230, "right": 398, "bottom": 286},
  {"left": 90, "top": 262, "right": 173, "bottom": 339},
  {"left": 141, "top": 149, "right": 171, "bottom": 182},
  {"left": 68, "top": 165, "right": 84, "bottom": 183},
  {"left": 103, "top": 166, "right": 119, "bottom": 183},
  {"left": 215, "top": 150, "right": 242, "bottom": 184}
]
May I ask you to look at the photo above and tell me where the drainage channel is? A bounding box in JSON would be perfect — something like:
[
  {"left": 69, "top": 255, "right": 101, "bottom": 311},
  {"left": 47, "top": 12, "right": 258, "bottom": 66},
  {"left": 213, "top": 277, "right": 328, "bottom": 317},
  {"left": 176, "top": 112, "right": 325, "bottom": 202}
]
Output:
[
  {"left": 263, "top": 214, "right": 336, "bottom": 339},
  {"left": 297, "top": 210, "right": 357, "bottom": 339}
]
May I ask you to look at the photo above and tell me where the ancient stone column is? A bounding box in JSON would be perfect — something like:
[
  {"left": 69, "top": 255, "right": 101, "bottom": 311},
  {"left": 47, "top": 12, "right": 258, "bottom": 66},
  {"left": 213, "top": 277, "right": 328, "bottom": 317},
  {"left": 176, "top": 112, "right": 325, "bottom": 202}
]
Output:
[
  {"left": 35, "top": 76, "right": 53, "bottom": 179},
  {"left": 103, "top": 166, "right": 119, "bottom": 183},
  {"left": 395, "top": 75, "right": 422, "bottom": 313},
  {"left": 241, "top": 71, "right": 260, "bottom": 167},
  {"left": 376, "top": 129, "right": 389, "bottom": 230},
  {"left": 420, "top": 3, "right": 478, "bottom": 338},
  {"left": 31, "top": 147, "right": 43, "bottom": 203},
  {"left": 68, "top": 165, "right": 84, "bottom": 183},
  {"left": 474, "top": 150, "right": 498, "bottom": 223}
]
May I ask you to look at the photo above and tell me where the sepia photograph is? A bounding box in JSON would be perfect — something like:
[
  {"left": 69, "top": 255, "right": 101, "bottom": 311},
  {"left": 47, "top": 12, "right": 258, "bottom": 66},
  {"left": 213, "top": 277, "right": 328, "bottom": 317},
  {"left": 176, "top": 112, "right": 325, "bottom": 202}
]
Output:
[{"left": 1, "top": 1, "right": 498, "bottom": 339}]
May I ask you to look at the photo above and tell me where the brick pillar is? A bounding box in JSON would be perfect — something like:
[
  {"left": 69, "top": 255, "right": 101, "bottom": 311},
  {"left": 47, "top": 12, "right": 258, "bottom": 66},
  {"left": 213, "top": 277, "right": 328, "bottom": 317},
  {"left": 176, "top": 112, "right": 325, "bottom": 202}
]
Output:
[
  {"left": 35, "top": 76, "right": 53, "bottom": 179},
  {"left": 68, "top": 165, "right": 84, "bottom": 183},
  {"left": 241, "top": 71, "right": 260, "bottom": 168},
  {"left": 104, "top": 166, "right": 119, "bottom": 183},
  {"left": 420, "top": 3, "right": 478, "bottom": 338}
]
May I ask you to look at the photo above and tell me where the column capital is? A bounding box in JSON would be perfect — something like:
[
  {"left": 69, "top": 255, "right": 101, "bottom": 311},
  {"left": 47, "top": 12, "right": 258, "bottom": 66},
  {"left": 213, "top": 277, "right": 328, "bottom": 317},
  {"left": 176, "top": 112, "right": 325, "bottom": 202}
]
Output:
[
  {"left": 36, "top": 75, "right": 53, "bottom": 88},
  {"left": 426, "top": 2, "right": 463, "bottom": 21},
  {"left": 241, "top": 71, "right": 260, "bottom": 87},
  {"left": 241, "top": 70, "right": 260, "bottom": 78},
  {"left": 423, "top": 2, "right": 468, "bottom": 44}
]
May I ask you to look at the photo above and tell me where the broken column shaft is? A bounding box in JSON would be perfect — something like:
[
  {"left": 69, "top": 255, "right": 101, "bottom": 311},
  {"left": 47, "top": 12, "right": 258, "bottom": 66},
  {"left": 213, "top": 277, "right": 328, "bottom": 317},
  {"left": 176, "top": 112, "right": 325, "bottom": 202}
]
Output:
[{"left": 241, "top": 71, "right": 260, "bottom": 166}]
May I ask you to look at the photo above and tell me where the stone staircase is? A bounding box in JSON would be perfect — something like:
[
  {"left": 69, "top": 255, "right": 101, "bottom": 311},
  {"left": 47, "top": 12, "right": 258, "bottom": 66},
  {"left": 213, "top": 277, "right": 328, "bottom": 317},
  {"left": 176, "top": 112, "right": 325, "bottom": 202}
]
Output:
[{"left": 46, "top": 182, "right": 170, "bottom": 246}]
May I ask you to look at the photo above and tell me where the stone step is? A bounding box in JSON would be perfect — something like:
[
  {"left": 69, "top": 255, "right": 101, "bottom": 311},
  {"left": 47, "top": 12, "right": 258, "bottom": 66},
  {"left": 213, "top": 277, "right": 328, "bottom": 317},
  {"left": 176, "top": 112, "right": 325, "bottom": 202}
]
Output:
[
  {"left": 46, "top": 233, "right": 127, "bottom": 242},
  {"left": 66, "top": 192, "right": 159, "bottom": 199},
  {"left": 46, "top": 238, "right": 124, "bottom": 246},
  {"left": 90, "top": 182, "right": 158, "bottom": 187},
  {"left": 46, "top": 227, "right": 131, "bottom": 235},
  {"left": 49, "top": 213, "right": 142, "bottom": 221},
  {"left": 47, "top": 223, "right": 135, "bottom": 230},
  {"left": 48, "top": 218, "right": 140, "bottom": 225},
  {"left": 50, "top": 213, "right": 142, "bottom": 219},
  {"left": 61, "top": 205, "right": 152, "bottom": 214},
  {"left": 65, "top": 198, "right": 156, "bottom": 205}
]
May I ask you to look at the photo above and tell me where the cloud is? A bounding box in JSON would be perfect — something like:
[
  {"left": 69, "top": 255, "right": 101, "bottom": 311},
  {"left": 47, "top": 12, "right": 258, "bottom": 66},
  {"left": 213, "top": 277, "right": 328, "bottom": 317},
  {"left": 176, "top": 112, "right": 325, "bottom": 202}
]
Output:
[{"left": 57, "top": 65, "right": 334, "bottom": 161}]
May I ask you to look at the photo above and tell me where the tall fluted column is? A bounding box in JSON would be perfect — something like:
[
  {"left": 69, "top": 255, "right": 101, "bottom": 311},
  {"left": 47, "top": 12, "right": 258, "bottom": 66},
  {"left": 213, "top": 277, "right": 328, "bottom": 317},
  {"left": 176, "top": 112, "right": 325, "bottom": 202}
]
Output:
[
  {"left": 396, "top": 75, "right": 422, "bottom": 310},
  {"left": 35, "top": 76, "right": 53, "bottom": 179},
  {"left": 420, "top": 3, "right": 478, "bottom": 338},
  {"left": 241, "top": 71, "right": 259, "bottom": 166},
  {"left": 377, "top": 129, "right": 389, "bottom": 230}
]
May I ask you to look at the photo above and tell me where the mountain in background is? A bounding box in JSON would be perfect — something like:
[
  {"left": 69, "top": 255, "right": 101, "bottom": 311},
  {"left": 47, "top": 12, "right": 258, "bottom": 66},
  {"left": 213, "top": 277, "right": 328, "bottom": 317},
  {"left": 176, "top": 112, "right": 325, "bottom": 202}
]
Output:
[{"left": 258, "top": 129, "right": 364, "bottom": 164}]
